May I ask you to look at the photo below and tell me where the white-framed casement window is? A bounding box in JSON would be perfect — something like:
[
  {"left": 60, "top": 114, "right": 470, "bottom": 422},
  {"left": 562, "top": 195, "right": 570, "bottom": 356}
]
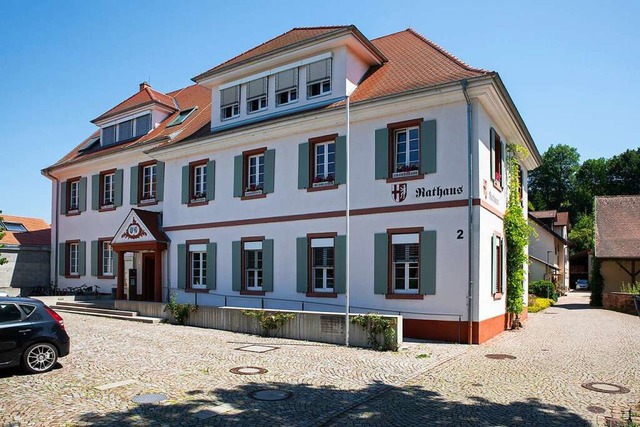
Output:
[
  {"left": 141, "top": 164, "right": 157, "bottom": 200},
  {"left": 68, "top": 180, "right": 79, "bottom": 211},
  {"left": 246, "top": 153, "right": 265, "bottom": 194},
  {"left": 244, "top": 241, "right": 263, "bottom": 290},
  {"left": 394, "top": 127, "right": 420, "bottom": 177},
  {"left": 103, "top": 172, "right": 115, "bottom": 206},
  {"left": 275, "top": 68, "right": 298, "bottom": 106},
  {"left": 101, "top": 241, "right": 114, "bottom": 276},
  {"left": 392, "top": 233, "right": 420, "bottom": 294},
  {"left": 313, "top": 140, "right": 335, "bottom": 186},
  {"left": 491, "top": 235, "right": 504, "bottom": 295},
  {"left": 69, "top": 242, "right": 79, "bottom": 276},
  {"left": 311, "top": 238, "right": 334, "bottom": 292},
  {"left": 193, "top": 164, "right": 207, "bottom": 199},
  {"left": 246, "top": 77, "right": 268, "bottom": 114},
  {"left": 220, "top": 85, "right": 240, "bottom": 120},
  {"left": 307, "top": 58, "right": 331, "bottom": 98},
  {"left": 490, "top": 128, "right": 504, "bottom": 187},
  {"left": 190, "top": 244, "right": 207, "bottom": 289}
]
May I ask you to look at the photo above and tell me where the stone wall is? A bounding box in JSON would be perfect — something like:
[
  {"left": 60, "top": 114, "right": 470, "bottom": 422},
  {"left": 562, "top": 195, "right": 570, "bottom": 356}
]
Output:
[
  {"left": 0, "top": 245, "right": 50, "bottom": 294},
  {"left": 603, "top": 292, "right": 639, "bottom": 316}
]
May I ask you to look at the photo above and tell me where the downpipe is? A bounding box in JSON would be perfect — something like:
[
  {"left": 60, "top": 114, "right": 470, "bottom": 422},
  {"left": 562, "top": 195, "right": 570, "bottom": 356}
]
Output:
[
  {"left": 43, "top": 170, "right": 60, "bottom": 292},
  {"left": 461, "top": 80, "right": 474, "bottom": 344}
]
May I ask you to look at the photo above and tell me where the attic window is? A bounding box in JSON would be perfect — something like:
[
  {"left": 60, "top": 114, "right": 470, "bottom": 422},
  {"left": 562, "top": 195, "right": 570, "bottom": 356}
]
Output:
[
  {"left": 1, "top": 222, "right": 27, "bottom": 233},
  {"left": 220, "top": 86, "right": 240, "bottom": 120},
  {"left": 167, "top": 108, "right": 196, "bottom": 127},
  {"left": 101, "top": 113, "right": 152, "bottom": 146}
]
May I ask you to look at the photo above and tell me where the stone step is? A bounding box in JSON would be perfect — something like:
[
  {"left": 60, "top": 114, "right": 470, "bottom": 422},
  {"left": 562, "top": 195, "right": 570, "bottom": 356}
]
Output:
[
  {"left": 55, "top": 300, "right": 115, "bottom": 309},
  {"left": 54, "top": 309, "right": 161, "bottom": 324},
  {"left": 53, "top": 305, "right": 138, "bottom": 317}
]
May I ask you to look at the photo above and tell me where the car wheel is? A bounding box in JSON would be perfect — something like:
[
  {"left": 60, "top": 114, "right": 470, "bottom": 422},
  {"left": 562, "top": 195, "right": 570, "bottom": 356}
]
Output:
[{"left": 22, "top": 343, "right": 58, "bottom": 374}]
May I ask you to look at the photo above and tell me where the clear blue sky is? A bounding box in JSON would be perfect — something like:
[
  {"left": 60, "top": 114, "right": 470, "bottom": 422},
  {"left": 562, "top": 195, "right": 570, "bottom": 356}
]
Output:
[{"left": 1, "top": 0, "right": 638, "bottom": 223}]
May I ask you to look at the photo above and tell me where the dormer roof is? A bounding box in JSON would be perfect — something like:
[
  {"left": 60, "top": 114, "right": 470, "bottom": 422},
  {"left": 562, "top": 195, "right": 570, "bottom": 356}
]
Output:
[{"left": 91, "top": 83, "right": 178, "bottom": 124}]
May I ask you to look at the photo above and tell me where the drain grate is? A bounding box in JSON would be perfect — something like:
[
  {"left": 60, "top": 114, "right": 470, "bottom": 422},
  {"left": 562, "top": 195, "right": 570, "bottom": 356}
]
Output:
[
  {"left": 587, "top": 405, "right": 606, "bottom": 414},
  {"left": 582, "top": 382, "right": 630, "bottom": 394},
  {"left": 485, "top": 354, "right": 517, "bottom": 360},
  {"left": 230, "top": 366, "right": 268, "bottom": 375},
  {"left": 249, "top": 389, "right": 293, "bottom": 402},
  {"left": 132, "top": 393, "right": 167, "bottom": 404},
  {"left": 236, "top": 345, "right": 279, "bottom": 353}
]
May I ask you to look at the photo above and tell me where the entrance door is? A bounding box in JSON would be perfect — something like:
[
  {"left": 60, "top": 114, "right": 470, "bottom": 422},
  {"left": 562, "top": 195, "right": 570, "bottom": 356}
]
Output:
[{"left": 142, "top": 253, "right": 155, "bottom": 302}]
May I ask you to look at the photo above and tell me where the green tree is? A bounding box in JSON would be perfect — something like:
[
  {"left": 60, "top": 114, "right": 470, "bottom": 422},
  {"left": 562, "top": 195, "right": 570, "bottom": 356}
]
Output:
[
  {"left": 0, "top": 211, "right": 8, "bottom": 266},
  {"left": 607, "top": 148, "right": 640, "bottom": 196},
  {"left": 572, "top": 158, "right": 609, "bottom": 217},
  {"left": 568, "top": 213, "right": 594, "bottom": 254},
  {"left": 528, "top": 144, "right": 580, "bottom": 212}
]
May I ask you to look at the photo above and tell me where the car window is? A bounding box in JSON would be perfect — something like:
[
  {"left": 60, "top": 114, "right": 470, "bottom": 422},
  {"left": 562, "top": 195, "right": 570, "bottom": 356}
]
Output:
[
  {"left": 0, "top": 303, "right": 22, "bottom": 323},
  {"left": 19, "top": 304, "right": 36, "bottom": 316}
]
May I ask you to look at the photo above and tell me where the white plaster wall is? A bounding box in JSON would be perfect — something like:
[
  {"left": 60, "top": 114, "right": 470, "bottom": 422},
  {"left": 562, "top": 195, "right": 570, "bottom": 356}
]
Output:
[
  {"left": 476, "top": 207, "right": 506, "bottom": 321},
  {"left": 529, "top": 221, "right": 559, "bottom": 268},
  {"left": 475, "top": 104, "right": 507, "bottom": 214}
]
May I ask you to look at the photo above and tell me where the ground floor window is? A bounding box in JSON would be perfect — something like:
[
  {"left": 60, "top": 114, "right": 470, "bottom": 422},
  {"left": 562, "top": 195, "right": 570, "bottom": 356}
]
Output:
[
  {"left": 311, "top": 237, "right": 334, "bottom": 292},
  {"left": 244, "top": 241, "right": 263, "bottom": 290},
  {"left": 190, "top": 244, "right": 207, "bottom": 289},
  {"left": 101, "top": 241, "right": 114, "bottom": 276},
  {"left": 392, "top": 233, "right": 420, "bottom": 294},
  {"left": 492, "top": 235, "right": 504, "bottom": 295}
]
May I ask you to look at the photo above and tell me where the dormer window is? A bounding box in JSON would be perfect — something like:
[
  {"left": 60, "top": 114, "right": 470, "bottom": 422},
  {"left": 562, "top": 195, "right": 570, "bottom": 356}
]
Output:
[
  {"left": 307, "top": 58, "right": 331, "bottom": 98},
  {"left": 220, "top": 86, "right": 240, "bottom": 120},
  {"left": 246, "top": 77, "right": 268, "bottom": 114},
  {"left": 167, "top": 108, "right": 196, "bottom": 127},
  {"left": 101, "top": 113, "right": 152, "bottom": 146},
  {"left": 275, "top": 68, "right": 298, "bottom": 106}
]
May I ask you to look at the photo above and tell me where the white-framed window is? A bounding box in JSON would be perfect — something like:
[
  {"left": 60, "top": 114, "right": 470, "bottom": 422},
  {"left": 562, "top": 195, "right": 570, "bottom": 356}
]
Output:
[
  {"left": 102, "top": 241, "right": 114, "bottom": 276},
  {"left": 247, "top": 77, "right": 268, "bottom": 114},
  {"left": 193, "top": 164, "right": 207, "bottom": 199},
  {"left": 490, "top": 128, "right": 504, "bottom": 187},
  {"left": 392, "top": 233, "right": 420, "bottom": 294},
  {"left": 307, "top": 58, "right": 331, "bottom": 98},
  {"left": 103, "top": 173, "right": 114, "bottom": 206},
  {"left": 491, "top": 235, "right": 504, "bottom": 295},
  {"left": 220, "top": 85, "right": 240, "bottom": 120},
  {"left": 314, "top": 140, "right": 335, "bottom": 185},
  {"left": 142, "top": 164, "right": 156, "bottom": 200},
  {"left": 190, "top": 244, "right": 207, "bottom": 289},
  {"left": 275, "top": 68, "right": 298, "bottom": 106},
  {"left": 311, "top": 238, "right": 334, "bottom": 292},
  {"left": 394, "top": 127, "right": 420, "bottom": 175},
  {"left": 69, "top": 180, "right": 79, "bottom": 211},
  {"left": 246, "top": 153, "right": 265, "bottom": 193},
  {"left": 244, "top": 241, "right": 263, "bottom": 290},
  {"left": 69, "top": 243, "right": 79, "bottom": 276}
]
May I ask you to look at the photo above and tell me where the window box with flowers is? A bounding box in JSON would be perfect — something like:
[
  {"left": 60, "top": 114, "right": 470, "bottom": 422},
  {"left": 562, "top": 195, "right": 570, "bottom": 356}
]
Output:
[
  {"left": 245, "top": 185, "right": 263, "bottom": 197},
  {"left": 191, "top": 192, "right": 207, "bottom": 203},
  {"left": 312, "top": 174, "right": 335, "bottom": 188},
  {"left": 392, "top": 164, "right": 420, "bottom": 179}
]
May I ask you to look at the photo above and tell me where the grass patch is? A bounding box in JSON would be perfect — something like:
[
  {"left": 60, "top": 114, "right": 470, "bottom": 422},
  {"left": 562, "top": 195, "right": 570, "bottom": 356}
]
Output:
[
  {"left": 416, "top": 353, "right": 430, "bottom": 359},
  {"left": 528, "top": 296, "right": 555, "bottom": 313}
]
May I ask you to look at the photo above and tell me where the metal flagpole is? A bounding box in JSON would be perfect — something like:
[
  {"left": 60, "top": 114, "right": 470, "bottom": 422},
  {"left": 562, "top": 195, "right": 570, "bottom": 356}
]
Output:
[{"left": 345, "top": 95, "right": 351, "bottom": 347}]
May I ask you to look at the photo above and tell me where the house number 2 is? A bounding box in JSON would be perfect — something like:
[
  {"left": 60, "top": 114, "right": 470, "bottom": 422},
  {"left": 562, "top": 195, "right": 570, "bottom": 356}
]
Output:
[{"left": 457, "top": 230, "right": 464, "bottom": 239}]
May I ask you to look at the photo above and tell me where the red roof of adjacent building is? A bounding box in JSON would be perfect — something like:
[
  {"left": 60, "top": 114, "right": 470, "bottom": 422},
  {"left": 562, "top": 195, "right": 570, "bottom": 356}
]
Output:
[
  {"left": 92, "top": 83, "right": 178, "bottom": 123},
  {"left": 1, "top": 215, "right": 51, "bottom": 246},
  {"left": 594, "top": 196, "right": 640, "bottom": 259}
]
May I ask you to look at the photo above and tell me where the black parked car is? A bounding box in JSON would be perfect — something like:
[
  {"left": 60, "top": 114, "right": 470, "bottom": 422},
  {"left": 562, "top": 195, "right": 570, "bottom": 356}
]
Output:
[{"left": 0, "top": 297, "right": 70, "bottom": 373}]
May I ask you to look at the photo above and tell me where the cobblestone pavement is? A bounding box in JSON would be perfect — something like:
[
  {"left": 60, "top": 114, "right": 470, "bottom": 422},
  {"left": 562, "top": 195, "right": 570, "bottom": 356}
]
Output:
[
  {"left": 327, "top": 291, "right": 640, "bottom": 426},
  {"left": 1, "top": 292, "right": 638, "bottom": 426}
]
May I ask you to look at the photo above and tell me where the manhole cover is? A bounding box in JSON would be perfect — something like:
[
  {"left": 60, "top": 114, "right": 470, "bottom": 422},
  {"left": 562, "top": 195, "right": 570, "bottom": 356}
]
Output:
[
  {"left": 249, "top": 389, "right": 293, "bottom": 401},
  {"left": 236, "top": 345, "right": 279, "bottom": 353},
  {"left": 132, "top": 393, "right": 167, "bottom": 404},
  {"left": 485, "top": 354, "right": 517, "bottom": 360},
  {"left": 587, "top": 405, "right": 606, "bottom": 414},
  {"left": 230, "top": 366, "right": 268, "bottom": 375},
  {"left": 582, "top": 382, "right": 630, "bottom": 394}
]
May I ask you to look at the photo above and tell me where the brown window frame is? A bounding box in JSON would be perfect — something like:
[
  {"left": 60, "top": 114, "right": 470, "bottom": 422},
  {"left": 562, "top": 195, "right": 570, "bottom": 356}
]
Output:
[
  {"left": 242, "top": 148, "right": 267, "bottom": 200},
  {"left": 66, "top": 177, "right": 81, "bottom": 215},
  {"left": 138, "top": 160, "right": 158, "bottom": 205},
  {"left": 65, "top": 239, "right": 81, "bottom": 278},
  {"left": 97, "top": 237, "right": 115, "bottom": 279},
  {"left": 240, "top": 236, "right": 265, "bottom": 295},
  {"left": 185, "top": 239, "right": 210, "bottom": 293},
  {"left": 491, "top": 128, "right": 503, "bottom": 191},
  {"left": 306, "top": 232, "right": 338, "bottom": 298},
  {"left": 99, "top": 169, "right": 117, "bottom": 211},
  {"left": 188, "top": 159, "right": 209, "bottom": 206},
  {"left": 307, "top": 134, "right": 338, "bottom": 192},
  {"left": 385, "top": 227, "right": 424, "bottom": 300},
  {"left": 493, "top": 233, "right": 504, "bottom": 299},
  {"left": 386, "top": 119, "right": 425, "bottom": 183}
]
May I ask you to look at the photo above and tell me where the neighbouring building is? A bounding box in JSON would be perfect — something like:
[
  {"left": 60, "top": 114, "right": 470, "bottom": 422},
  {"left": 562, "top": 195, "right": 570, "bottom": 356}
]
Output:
[
  {"left": 0, "top": 215, "right": 51, "bottom": 296},
  {"left": 42, "top": 25, "right": 541, "bottom": 343},
  {"left": 528, "top": 210, "right": 570, "bottom": 294}
]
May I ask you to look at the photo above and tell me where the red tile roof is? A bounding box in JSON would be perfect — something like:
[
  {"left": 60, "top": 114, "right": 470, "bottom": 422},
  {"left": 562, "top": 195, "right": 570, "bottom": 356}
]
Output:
[
  {"left": 594, "top": 196, "right": 640, "bottom": 259},
  {"left": 1, "top": 215, "right": 51, "bottom": 246},
  {"left": 132, "top": 209, "right": 169, "bottom": 243},
  {"left": 92, "top": 85, "right": 178, "bottom": 123}
]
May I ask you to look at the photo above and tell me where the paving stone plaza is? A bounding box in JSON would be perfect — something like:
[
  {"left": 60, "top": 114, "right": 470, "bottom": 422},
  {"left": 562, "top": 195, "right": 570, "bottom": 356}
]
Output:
[{"left": 1, "top": 292, "right": 638, "bottom": 426}]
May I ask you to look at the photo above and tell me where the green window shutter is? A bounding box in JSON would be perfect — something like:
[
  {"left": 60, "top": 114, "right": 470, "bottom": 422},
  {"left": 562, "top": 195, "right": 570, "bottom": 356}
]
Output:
[
  {"left": 232, "top": 241, "right": 242, "bottom": 291},
  {"left": 490, "top": 128, "right": 496, "bottom": 179},
  {"left": 334, "top": 235, "right": 346, "bottom": 294},
  {"left": 491, "top": 235, "right": 497, "bottom": 294},
  {"left": 78, "top": 177, "right": 87, "bottom": 212},
  {"left": 58, "top": 243, "right": 66, "bottom": 276},
  {"left": 114, "top": 169, "right": 123, "bottom": 207},
  {"left": 335, "top": 136, "right": 347, "bottom": 185},
  {"left": 91, "top": 175, "right": 100, "bottom": 210},
  {"left": 91, "top": 240, "right": 99, "bottom": 276},
  {"left": 206, "top": 242, "right": 216, "bottom": 290},
  {"left": 374, "top": 233, "right": 389, "bottom": 294},
  {"left": 296, "top": 237, "right": 308, "bottom": 293},
  {"left": 262, "top": 239, "right": 274, "bottom": 292},
  {"left": 233, "top": 155, "right": 243, "bottom": 198},
  {"left": 419, "top": 231, "right": 437, "bottom": 295},
  {"left": 375, "top": 128, "right": 389, "bottom": 180},
  {"left": 263, "top": 149, "right": 276, "bottom": 194},
  {"left": 421, "top": 119, "right": 437, "bottom": 174},
  {"left": 156, "top": 161, "right": 165, "bottom": 201},
  {"left": 130, "top": 166, "right": 139, "bottom": 205},
  {"left": 60, "top": 182, "right": 67, "bottom": 215},
  {"left": 177, "top": 244, "right": 187, "bottom": 289},
  {"left": 206, "top": 160, "right": 215, "bottom": 201},
  {"left": 78, "top": 241, "right": 86, "bottom": 276},
  {"left": 298, "top": 143, "right": 310, "bottom": 189},
  {"left": 500, "top": 140, "right": 506, "bottom": 186},
  {"left": 181, "top": 165, "right": 190, "bottom": 204}
]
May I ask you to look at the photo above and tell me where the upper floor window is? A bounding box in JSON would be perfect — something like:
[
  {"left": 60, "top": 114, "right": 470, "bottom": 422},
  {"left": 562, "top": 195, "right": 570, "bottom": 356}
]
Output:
[
  {"left": 394, "top": 126, "right": 420, "bottom": 177},
  {"left": 307, "top": 58, "right": 331, "bottom": 98},
  {"left": 220, "top": 85, "right": 240, "bottom": 120},
  {"left": 490, "top": 128, "right": 504, "bottom": 188},
  {"left": 102, "top": 114, "right": 151, "bottom": 146},
  {"left": 193, "top": 164, "right": 207, "bottom": 199},
  {"left": 246, "top": 77, "right": 268, "bottom": 114},
  {"left": 313, "top": 139, "right": 335, "bottom": 187},
  {"left": 392, "top": 233, "right": 420, "bottom": 294},
  {"left": 102, "top": 172, "right": 115, "bottom": 207},
  {"left": 275, "top": 68, "right": 298, "bottom": 106},
  {"left": 246, "top": 152, "right": 265, "bottom": 195},
  {"left": 68, "top": 179, "right": 80, "bottom": 212},
  {"left": 140, "top": 163, "right": 157, "bottom": 202}
]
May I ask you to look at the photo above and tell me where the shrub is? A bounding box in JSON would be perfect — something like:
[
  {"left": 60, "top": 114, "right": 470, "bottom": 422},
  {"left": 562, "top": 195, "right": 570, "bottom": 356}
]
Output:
[
  {"left": 242, "top": 310, "right": 296, "bottom": 337},
  {"left": 528, "top": 297, "right": 555, "bottom": 313},
  {"left": 620, "top": 282, "right": 640, "bottom": 295},
  {"left": 351, "top": 313, "right": 398, "bottom": 351},
  {"left": 164, "top": 294, "right": 197, "bottom": 325},
  {"left": 529, "top": 280, "right": 556, "bottom": 299}
]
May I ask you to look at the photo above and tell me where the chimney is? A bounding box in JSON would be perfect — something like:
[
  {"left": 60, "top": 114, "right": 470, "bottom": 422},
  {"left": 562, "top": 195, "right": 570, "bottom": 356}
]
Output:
[{"left": 139, "top": 81, "right": 151, "bottom": 92}]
